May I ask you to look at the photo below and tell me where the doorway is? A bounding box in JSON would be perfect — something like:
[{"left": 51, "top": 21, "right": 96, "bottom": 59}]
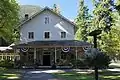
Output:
[{"left": 43, "top": 52, "right": 51, "bottom": 66}]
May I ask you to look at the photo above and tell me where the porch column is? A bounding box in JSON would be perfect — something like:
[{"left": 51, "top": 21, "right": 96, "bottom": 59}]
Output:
[
  {"left": 13, "top": 48, "right": 16, "bottom": 68},
  {"left": 75, "top": 46, "right": 78, "bottom": 68},
  {"left": 6, "top": 52, "right": 7, "bottom": 60},
  {"left": 34, "top": 48, "right": 37, "bottom": 64},
  {"left": 55, "top": 47, "right": 57, "bottom": 64},
  {"left": 2, "top": 53, "right": 3, "bottom": 60},
  {"left": 75, "top": 47, "right": 78, "bottom": 60}
]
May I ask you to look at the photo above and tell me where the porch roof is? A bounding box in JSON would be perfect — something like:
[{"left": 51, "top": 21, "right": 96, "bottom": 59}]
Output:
[{"left": 13, "top": 40, "right": 92, "bottom": 48}]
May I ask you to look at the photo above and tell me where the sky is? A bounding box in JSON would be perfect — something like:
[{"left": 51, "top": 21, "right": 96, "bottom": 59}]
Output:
[{"left": 17, "top": 0, "right": 93, "bottom": 20}]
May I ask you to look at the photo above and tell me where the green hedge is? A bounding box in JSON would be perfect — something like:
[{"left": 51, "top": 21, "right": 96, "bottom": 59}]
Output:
[{"left": 0, "top": 60, "right": 14, "bottom": 68}]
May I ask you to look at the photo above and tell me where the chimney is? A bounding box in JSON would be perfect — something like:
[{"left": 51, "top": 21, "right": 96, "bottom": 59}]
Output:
[{"left": 25, "top": 14, "right": 29, "bottom": 19}]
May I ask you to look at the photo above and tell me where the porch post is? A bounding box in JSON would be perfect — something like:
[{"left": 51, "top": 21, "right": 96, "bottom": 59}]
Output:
[
  {"left": 34, "top": 48, "right": 37, "bottom": 64},
  {"left": 75, "top": 46, "right": 78, "bottom": 68},
  {"left": 55, "top": 47, "right": 57, "bottom": 64},
  {"left": 2, "top": 53, "right": 3, "bottom": 60},
  {"left": 13, "top": 48, "right": 16, "bottom": 68},
  {"left": 6, "top": 52, "right": 7, "bottom": 60}
]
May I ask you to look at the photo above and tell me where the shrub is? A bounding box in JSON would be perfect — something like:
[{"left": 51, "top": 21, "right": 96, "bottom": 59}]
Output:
[
  {"left": 0, "top": 60, "right": 14, "bottom": 68},
  {"left": 70, "top": 59, "right": 88, "bottom": 69},
  {"left": 84, "top": 48, "right": 111, "bottom": 69}
]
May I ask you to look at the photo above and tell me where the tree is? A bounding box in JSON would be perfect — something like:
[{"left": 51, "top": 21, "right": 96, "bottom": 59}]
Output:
[
  {"left": 101, "top": 12, "right": 120, "bottom": 60},
  {"left": 0, "top": 0, "right": 19, "bottom": 44},
  {"left": 75, "top": 0, "right": 91, "bottom": 41},
  {"left": 85, "top": 48, "right": 110, "bottom": 68},
  {"left": 91, "top": 0, "right": 114, "bottom": 32},
  {"left": 116, "top": 0, "right": 120, "bottom": 13},
  {"left": 53, "top": 4, "right": 60, "bottom": 14},
  {"left": 84, "top": 48, "right": 111, "bottom": 80},
  {"left": 88, "top": 0, "right": 116, "bottom": 59}
]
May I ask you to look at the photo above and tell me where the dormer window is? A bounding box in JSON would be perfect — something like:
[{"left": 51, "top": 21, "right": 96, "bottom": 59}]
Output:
[
  {"left": 45, "top": 17, "right": 49, "bottom": 24},
  {"left": 61, "top": 32, "right": 66, "bottom": 38},
  {"left": 28, "top": 32, "right": 34, "bottom": 39},
  {"left": 44, "top": 32, "right": 50, "bottom": 39}
]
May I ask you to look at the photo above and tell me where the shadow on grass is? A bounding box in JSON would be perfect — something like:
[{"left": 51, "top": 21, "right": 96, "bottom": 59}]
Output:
[
  {"left": 0, "top": 69, "right": 21, "bottom": 80},
  {"left": 99, "top": 70, "right": 120, "bottom": 80},
  {"left": 53, "top": 72, "right": 94, "bottom": 80},
  {"left": 54, "top": 70, "right": 120, "bottom": 80}
]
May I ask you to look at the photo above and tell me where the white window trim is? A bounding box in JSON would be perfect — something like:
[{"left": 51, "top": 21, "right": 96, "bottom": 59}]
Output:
[
  {"left": 28, "top": 32, "right": 34, "bottom": 39},
  {"left": 44, "top": 31, "right": 51, "bottom": 39},
  {"left": 44, "top": 16, "right": 49, "bottom": 24},
  {"left": 60, "top": 31, "right": 66, "bottom": 39}
]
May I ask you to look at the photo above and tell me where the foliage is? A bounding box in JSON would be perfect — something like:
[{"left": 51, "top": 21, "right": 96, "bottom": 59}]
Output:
[
  {"left": 0, "top": 0, "right": 19, "bottom": 44},
  {"left": 53, "top": 4, "right": 60, "bottom": 13},
  {"left": 20, "top": 5, "right": 41, "bottom": 21},
  {"left": 91, "top": 0, "right": 114, "bottom": 32},
  {"left": 75, "top": 0, "right": 91, "bottom": 41},
  {"left": 84, "top": 48, "right": 111, "bottom": 68},
  {"left": 87, "top": 0, "right": 120, "bottom": 60},
  {"left": 100, "top": 28, "right": 120, "bottom": 60},
  {"left": 0, "top": 60, "right": 14, "bottom": 68},
  {"left": 116, "top": 0, "right": 120, "bottom": 13},
  {"left": 0, "top": 67, "right": 7, "bottom": 71},
  {"left": 70, "top": 59, "right": 88, "bottom": 69},
  {"left": 97, "top": 11, "right": 120, "bottom": 60}
]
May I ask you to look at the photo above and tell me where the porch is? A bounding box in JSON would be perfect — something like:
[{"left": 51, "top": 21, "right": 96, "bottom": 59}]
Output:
[{"left": 13, "top": 40, "right": 91, "bottom": 68}]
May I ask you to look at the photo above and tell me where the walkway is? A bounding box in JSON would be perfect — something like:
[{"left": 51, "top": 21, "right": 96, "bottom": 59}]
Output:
[{"left": 21, "top": 69, "right": 64, "bottom": 80}]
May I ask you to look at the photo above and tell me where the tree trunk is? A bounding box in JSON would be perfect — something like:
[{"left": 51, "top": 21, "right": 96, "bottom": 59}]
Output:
[
  {"left": 95, "top": 66, "right": 98, "bottom": 80},
  {"left": 94, "top": 35, "right": 99, "bottom": 80}
]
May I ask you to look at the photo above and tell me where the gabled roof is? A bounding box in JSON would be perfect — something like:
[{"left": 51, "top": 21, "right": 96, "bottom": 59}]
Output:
[{"left": 19, "top": 7, "right": 76, "bottom": 27}]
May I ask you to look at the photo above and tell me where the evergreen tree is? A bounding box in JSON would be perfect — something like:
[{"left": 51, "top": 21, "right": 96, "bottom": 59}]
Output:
[
  {"left": 101, "top": 12, "right": 120, "bottom": 60},
  {"left": 75, "top": 0, "right": 91, "bottom": 41},
  {"left": 89, "top": 0, "right": 114, "bottom": 49},
  {"left": 91, "top": 0, "right": 114, "bottom": 32},
  {"left": 90, "top": 0, "right": 120, "bottom": 60}
]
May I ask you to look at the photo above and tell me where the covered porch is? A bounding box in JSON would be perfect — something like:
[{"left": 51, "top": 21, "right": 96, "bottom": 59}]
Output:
[{"left": 13, "top": 40, "right": 91, "bottom": 68}]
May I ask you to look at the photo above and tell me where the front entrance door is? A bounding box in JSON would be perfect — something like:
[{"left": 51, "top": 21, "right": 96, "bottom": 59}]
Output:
[{"left": 43, "top": 52, "right": 51, "bottom": 66}]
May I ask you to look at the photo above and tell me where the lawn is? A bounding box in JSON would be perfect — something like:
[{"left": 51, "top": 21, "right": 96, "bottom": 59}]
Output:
[
  {"left": 53, "top": 70, "right": 120, "bottom": 80},
  {"left": 0, "top": 68, "right": 21, "bottom": 80}
]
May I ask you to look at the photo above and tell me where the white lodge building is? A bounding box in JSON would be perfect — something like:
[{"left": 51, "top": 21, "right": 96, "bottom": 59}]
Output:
[{"left": 13, "top": 7, "right": 91, "bottom": 68}]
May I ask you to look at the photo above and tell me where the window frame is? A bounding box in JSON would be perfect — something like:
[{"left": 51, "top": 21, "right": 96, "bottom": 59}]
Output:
[
  {"left": 44, "top": 16, "right": 49, "bottom": 24},
  {"left": 28, "top": 32, "right": 34, "bottom": 39},
  {"left": 44, "top": 31, "right": 50, "bottom": 39},
  {"left": 61, "top": 32, "right": 66, "bottom": 38}
]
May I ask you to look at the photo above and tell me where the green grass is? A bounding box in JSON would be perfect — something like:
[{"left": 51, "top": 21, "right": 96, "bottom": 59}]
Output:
[
  {"left": 0, "top": 68, "right": 21, "bottom": 80},
  {"left": 53, "top": 70, "right": 120, "bottom": 80},
  {"left": 109, "top": 62, "right": 120, "bottom": 68}
]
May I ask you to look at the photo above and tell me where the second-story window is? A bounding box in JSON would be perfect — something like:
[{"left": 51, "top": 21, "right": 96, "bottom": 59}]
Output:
[
  {"left": 61, "top": 32, "right": 66, "bottom": 38},
  {"left": 28, "top": 32, "right": 34, "bottom": 39},
  {"left": 45, "top": 17, "right": 49, "bottom": 24},
  {"left": 44, "top": 32, "right": 50, "bottom": 39}
]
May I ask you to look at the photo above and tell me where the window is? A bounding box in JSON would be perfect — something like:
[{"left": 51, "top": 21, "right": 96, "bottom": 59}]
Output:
[
  {"left": 44, "top": 32, "right": 50, "bottom": 39},
  {"left": 61, "top": 32, "right": 66, "bottom": 38},
  {"left": 28, "top": 32, "right": 34, "bottom": 39},
  {"left": 45, "top": 17, "right": 49, "bottom": 24}
]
